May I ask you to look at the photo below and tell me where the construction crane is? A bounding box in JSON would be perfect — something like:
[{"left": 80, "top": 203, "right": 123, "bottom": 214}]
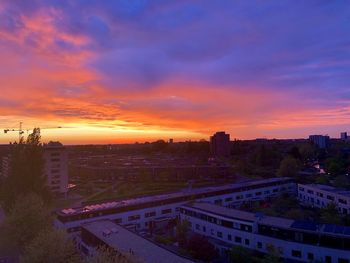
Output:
[{"left": 4, "top": 122, "right": 62, "bottom": 142}]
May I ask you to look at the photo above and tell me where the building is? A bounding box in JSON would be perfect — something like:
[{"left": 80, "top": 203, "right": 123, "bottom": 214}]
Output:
[
  {"left": 80, "top": 220, "right": 194, "bottom": 263},
  {"left": 1, "top": 155, "right": 11, "bottom": 178},
  {"left": 309, "top": 135, "right": 330, "bottom": 149},
  {"left": 210, "top": 132, "right": 230, "bottom": 157},
  {"left": 341, "top": 132, "right": 348, "bottom": 140},
  {"left": 43, "top": 141, "right": 68, "bottom": 196},
  {"left": 298, "top": 183, "right": 350, "bottom": 215},
  {"left": 180, "top": 202, "right": 350, "bottom": 263},
  {"left": 55, "top": 177, "right": 296, "bottom": 232},
  {"left": 1, "top": 141, "right": 68, "bottom": 195}
]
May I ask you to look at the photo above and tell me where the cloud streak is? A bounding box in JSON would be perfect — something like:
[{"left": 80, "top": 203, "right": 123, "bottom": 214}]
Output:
[{"left": 0, "top": 0, "right": 349, "bottom": 143}]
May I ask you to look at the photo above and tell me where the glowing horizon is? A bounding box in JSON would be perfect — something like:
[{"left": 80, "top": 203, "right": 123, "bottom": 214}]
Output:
[{"left": 0, "top": 1, "right": 349, "bottom": 144}]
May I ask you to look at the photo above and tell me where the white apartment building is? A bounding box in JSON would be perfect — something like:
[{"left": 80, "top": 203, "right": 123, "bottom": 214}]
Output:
[
  {"left": 298, "top": 184, "right": 350, "bottom": 215},
  {"left": 43, "top": 141, "right": 68, "bottom": 195},
  {"left": 55, "top": 177, "right": 296, "bottom": 232},
  {"left": 180, "top": 202, "right": 350, "bottom": 263}
]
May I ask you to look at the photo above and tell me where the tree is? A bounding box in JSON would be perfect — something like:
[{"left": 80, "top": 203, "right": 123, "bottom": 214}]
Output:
[
  {"left": 229, "top": 246, "right": 253, "bottom": 263},
  {"left": 21, "top": 229, "right": 81, "bottom": 263},
  {"left": 333, "top": 175, "right": 350, "bottom": 189},
  {"left": 325, "top": 157, "right": 346, "bottom": 176},
  {"left": 320, "top": 203, "right": 343, "bottom": 225},
  {"left": 176, "top": 219, "right": 190, "bottom": 248},
  {"left": 299, "top": 143, "right": 315, "bottom": 161},
  {"left": 277, "top": 156, "right": 300, "bottom": 177},
  {"left": 85, "top": 246, "right": 140, "bottom": 263},
  {"left": 186, "top": 234, "right": 218, "bottom": 262},
  {"left": 3, "top": 193, "right": 52, "bottom": 250},
  {"left": 253, "top": 244, "right": 281, "bottom": 263},
  {"left": 1, "top": 128, "right": 51, "bottom": 211},
  {"left": 315, "top": 175, "right": 330, "bottom": 185}
]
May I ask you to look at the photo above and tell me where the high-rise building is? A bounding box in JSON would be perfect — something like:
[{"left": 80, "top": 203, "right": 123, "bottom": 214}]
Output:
[
  {"left": 309, "top": 135, "right": 330, "bottom": 149},
  {"left": 1, "top": 141, "right": 68, "bottom": 196},
  {"left": 210, "top": 131, "right": 230, "bottom": 157},
  {"left": 341, "top": 132, "right": 348, "bottom": 140},
  {"left": 43, "top": 141, "right": 68, "bottom": 196}
]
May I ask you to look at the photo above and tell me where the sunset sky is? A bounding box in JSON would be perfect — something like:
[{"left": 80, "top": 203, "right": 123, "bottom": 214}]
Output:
[{"left": 0, "top": 1, "right": 349, "bottom": 144}]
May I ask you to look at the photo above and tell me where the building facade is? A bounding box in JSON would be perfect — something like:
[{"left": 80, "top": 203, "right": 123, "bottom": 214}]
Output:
[
  {"left": 298, "top": 183, "right": 350, "bottom": 215},
  {"left": 309, "top": 135, "right": 330, "bottom": 149},
  {"left": 43, "top": 142, "right": 68, "bottom": 195},
  {"left": 55, "top": 177, "right": 296, "bottom": 232},
  {"left": 210, "top": 132, "right": 230, "bottom": 157},
  {"left": 341, "top": 132, "right": 348, "bottom": 141},
  {"left": 180, "top": 202, "right": 350, "bottom": 263}
]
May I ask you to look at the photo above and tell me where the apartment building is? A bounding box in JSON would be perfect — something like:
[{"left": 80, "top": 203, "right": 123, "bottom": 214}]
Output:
[
  {"left": 1, "top": 141, "right": 68, "bottom": 195},
  {"left": 180, "top": 202, "right": 350, "bottom": 263},
  {"left": 43, "top": 141, "right": 68, "bottom": 195},
  {"left": 80, "top": 220, "right": 194, "bottom": 263},
  {"left": 298, "top": 183, "right": 350, "bottom": 215},
  {"left": 55, "top": 177, "right": 296, "bottom": 232}
]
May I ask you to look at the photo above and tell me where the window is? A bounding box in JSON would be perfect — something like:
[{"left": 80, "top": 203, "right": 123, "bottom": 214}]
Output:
[
  {"left": 196, "top": 224, "right": 200, "bottom": 230},
  {"left": 291, "top": 250, "right": 301, "bottom": 258},
  {"left": 257, "top": 242, "right": 262, "bottom": 249},
  {"left": 202, "top": 226, "right": 206, "bottom": 232},
  {"left": 299, "top": 187, "right": 304, "bottom": 191},
  {"left": 327, "top": 195, "right": 334, "bottom": 201},
  {"left": 236, "top": 195, "right": 243, "bottom": 200},
  {"left": 225, "top": 197, "right": 233, "bottom": 202},
  {"left": 227, "top": 234, "right": 232, "bottom": 241},
  {"left": 245, "top": 239, "right": 250, "bottom": 245},
  {"left": 339, "top": 199, "right": 347, "bottom": 204},
  {"left": 217, "top": 231, "right": 223, "bottom": 238},
  {"left": 145, "top": 211, "right": 156, "bottom": 218},
  {"left": 307, "top": 253, "right": 314, "bottom": 261},
  {"left": 273, "top": 188, "right": 278, "bottom": 193},
  {"left": 307, "top": 190, "right": 314, "bottom": 194},
  {"left": 161, "top": 208, "right": 172, "bottom": 214},
  {"left": 235, "top": 236, "right": 242, "bottom": 243},
  {"left": 128, "top": 215, "right": 140, "bottom": 221}
]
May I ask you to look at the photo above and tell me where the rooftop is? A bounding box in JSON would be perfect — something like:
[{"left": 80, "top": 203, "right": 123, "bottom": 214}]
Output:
[
  {"left": 183, "top": 202, "right": 350, "bottom": 237},
  {"left": 82, "top": 220, "right": 194, "bottom": 263},
  {"left": 183, "top": 202, "right": 294, "bottom": 228},
  {"left": 59, "top": 177, "right": 293, "bottom": 216},
  {"left": 302, "top": 184, "right": 350, "bottom": 197}
]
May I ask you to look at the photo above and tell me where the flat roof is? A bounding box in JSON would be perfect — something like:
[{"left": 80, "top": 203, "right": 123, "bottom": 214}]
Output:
[
  {"left": 183, "top": 202, "right": 350, "bottom": 237},
  {"left": 182, "top": 202, "right": 294, "bottom": 228},
  {"left": 82, "top": 220, "right": 194, "bottom": 263},
  {"left": 59, "top": 177, "right": 293, "bottom": 216},
  {"left": 301, "top": 184, "right": 350, "bottom": 197}
]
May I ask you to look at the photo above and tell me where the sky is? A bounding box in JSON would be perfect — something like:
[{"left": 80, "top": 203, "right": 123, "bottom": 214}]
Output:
[{"left": 0, "top": 0, "right": 349, "bottom": 144}]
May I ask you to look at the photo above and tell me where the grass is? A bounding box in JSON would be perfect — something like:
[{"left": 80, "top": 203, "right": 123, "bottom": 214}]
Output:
[{"left": 85, "top": 180, "right": 227, "bottom": 204}]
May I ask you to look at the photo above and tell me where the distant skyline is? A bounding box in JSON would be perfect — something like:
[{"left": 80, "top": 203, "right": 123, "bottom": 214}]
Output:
[{"left": 0, "top": 1, "right": 349, "bottom": 144}]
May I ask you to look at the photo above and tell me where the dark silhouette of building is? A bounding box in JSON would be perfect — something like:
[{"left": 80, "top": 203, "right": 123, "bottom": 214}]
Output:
[
  {"left": 309, "top": 135, "right": 330, "bottom": 149},
  {"left": 341, "top": 132, "right": 348, "bottom": 140},
  {"left": 210, "top": 132, "right": 230, "bottom": 157}
]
